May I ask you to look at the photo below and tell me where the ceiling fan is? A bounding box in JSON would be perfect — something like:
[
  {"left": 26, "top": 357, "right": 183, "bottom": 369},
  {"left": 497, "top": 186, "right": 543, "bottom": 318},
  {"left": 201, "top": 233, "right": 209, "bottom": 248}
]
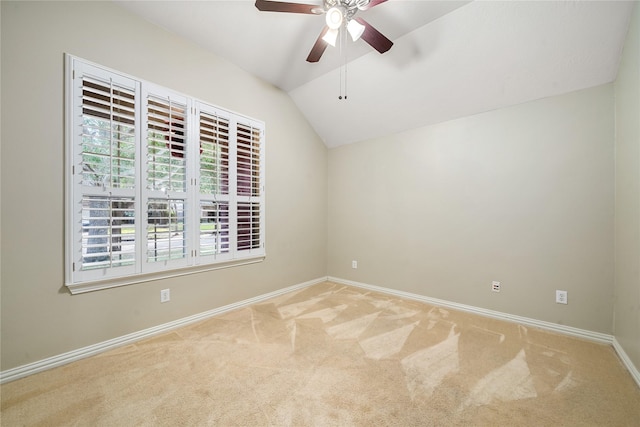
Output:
[{"left": 255, "top": 0, "right": 393, "bottom": 63}]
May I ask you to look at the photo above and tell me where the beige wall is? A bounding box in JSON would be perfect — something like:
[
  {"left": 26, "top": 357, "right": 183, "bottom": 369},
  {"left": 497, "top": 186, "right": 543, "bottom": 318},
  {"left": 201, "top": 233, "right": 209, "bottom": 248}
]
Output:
[
  {"left": 614, "top": 3, "right": 640, "bottom": 370},
  {"left": 0, "top": 1, "right": 327, "bottom": 370},
  {"left": 1, "top": 0, "right": 635, "bottom": 376},
  {"left": 328, "top": 84, "right": 615, "bottom": 334}
]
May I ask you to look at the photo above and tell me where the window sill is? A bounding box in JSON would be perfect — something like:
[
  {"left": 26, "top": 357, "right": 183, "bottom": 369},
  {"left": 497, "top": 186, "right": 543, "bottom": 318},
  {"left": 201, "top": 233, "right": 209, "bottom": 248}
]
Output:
[{"left": 65, "top": 256, "right": 265, "bottom": 295}]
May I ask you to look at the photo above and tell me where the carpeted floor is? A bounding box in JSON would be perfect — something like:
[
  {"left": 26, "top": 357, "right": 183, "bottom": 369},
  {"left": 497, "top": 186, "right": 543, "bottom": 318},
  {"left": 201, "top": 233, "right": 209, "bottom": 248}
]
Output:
[{"left": 2, "top": 281, "right": 639, "bottom": 426}]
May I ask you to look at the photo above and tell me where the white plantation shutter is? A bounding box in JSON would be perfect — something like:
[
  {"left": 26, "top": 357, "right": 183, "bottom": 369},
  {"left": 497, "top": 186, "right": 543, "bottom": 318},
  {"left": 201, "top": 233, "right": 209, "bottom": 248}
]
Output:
[
  {"left": 236, "top": 121, "right": 264, "bottom": 254},
  {"left": 146, "top": 198, "right": 187, "bottom": 264},
  {"left": 237, "top": 202, "right": 261, "bottom": 251},
  {"left": 145, "top": 93, "right": 188, "bottom": 192},
  {"left": 70, "top": 60, "right": 140, "bottom": 283},
  {"left": 199, "top": 201, "right": 230, "bottom": 257},
  {"left": 66, "top": 56, "right": 265, "bottom": 291},
  {"left": 196, "top": 105, "right": 232, "bottom": 262},
  {"left": 142, "top": 87, "right": 190, "bottom": 271},
  {"left": 81, "top": 196, "right": 136, "bottom": 270},
  {"left": 80, "top": 76, "right": 136, "bottom": 189}
]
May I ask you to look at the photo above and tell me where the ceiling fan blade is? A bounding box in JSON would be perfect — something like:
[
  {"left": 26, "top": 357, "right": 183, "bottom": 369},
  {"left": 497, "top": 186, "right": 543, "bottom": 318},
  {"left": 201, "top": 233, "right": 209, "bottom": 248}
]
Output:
[
  {"left": 354, "top": 17, "right": 393, "bottom": 54},
  {"left": 255, "top": 0, "right": 323, "bottom": 14},
  {"left": 306, "top": 26, "right": 329, "bottom": 62},
  {"left": 358, "top": 0, "right": 388, "bottom": 11}
]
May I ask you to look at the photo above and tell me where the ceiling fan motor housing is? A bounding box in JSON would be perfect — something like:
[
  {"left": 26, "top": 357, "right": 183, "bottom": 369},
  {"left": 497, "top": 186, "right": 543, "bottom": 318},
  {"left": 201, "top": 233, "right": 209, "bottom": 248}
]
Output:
[{"left": 325, "top": 6, "right": 345, "bottom": 29}]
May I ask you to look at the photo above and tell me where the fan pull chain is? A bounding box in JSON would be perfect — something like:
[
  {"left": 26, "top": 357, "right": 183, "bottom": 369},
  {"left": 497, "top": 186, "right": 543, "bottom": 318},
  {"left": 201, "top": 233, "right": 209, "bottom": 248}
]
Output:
[
  {"left": 339, "top": 26, "right": 348, "bottom": 100},
  {"left": 344, "top": 49, "right": 348, "bottom": 100},
  {"left": 338, "top": 27, "right": 343, "bottom": 99},
  {"left": 344, "top": 25, "right": 348, "bottom": 100}
]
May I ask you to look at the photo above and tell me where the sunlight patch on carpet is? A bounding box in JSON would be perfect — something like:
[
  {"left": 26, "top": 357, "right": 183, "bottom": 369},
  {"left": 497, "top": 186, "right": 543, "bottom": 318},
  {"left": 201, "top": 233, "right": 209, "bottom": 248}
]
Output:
[
  {"left": 359, "top": 321, "right": 420, "bottom": 360},
  {"left": 401, "top": 326, "right": 461, "bottom": 399},
  {"left": 326, "top": 312, "right": 381, "bottom": 340},
  {"left": 459, "top": 348, "right": 537, "bottom": 411},
  {"left": 297, "top": 305, "right": 348, "bottom": 323},
  {"left": 278, "top": 297, "right": 327, "bottom": 319}
]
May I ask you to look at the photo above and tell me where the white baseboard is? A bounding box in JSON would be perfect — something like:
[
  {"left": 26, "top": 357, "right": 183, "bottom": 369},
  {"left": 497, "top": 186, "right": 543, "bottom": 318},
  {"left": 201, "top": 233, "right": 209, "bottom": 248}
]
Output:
[
  {"left": 0, "top": 276, "right": 328, "bottom": 384},
  {"left": 328, "top": 276, "right": 614, "bottom": 344},
  {"left": 613, "top": 337, "right": 640, "bottom": 389}
]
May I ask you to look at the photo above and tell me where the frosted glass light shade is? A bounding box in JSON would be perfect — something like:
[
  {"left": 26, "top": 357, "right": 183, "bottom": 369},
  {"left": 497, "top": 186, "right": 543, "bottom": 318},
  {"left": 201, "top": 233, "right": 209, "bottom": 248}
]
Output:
[
  {"left": 322, "top": 28, "right": 339, "bottom": 46},
  {"left": 347, "top": 19, "right": 365, "bottom": 41}
]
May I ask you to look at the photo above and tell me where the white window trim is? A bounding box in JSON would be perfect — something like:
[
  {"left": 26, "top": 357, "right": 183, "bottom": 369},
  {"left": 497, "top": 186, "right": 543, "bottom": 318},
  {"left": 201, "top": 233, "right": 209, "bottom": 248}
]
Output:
[{"left": 65, "top": 54, "right": 265, "bottom": 294}]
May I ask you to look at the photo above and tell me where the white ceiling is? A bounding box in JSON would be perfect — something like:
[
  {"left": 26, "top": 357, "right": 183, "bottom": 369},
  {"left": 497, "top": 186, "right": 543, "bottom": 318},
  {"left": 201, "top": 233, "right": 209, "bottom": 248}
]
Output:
[{"left": 115, "top": 0, "right": 635, "bottom": 148}]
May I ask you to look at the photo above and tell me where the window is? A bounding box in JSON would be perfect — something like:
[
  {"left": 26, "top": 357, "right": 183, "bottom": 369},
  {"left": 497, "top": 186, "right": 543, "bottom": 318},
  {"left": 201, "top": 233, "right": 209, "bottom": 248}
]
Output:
[{"left": 65, "top": 55, "right": 265, "bottom": 293}]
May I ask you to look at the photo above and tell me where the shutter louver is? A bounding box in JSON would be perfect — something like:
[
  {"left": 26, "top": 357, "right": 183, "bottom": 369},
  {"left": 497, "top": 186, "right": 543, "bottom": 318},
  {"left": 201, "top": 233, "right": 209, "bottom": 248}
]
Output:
[
  {"left": 81, "top": 76, "right": 136, "bottom": 189},
  {"left": 146, "top": 95, "right": 187, "bottom": 192},
  {"left": 236, "top": 122, "right": 263, "bottom": 253},
  {"left": 199, "top": 201, "right": 230, "bottom": 256},
  {"left": 237, "top": 202, "right": 261, "bottom": 250},
  {"left": 236, "top": 123, "right": 261, "bottom": 197},
  {"left": 147, "top": 199, "right": 186, "bottom": 262},
  {"left": 81, "top": 197, "right": 135, "bottom": 270},
  {"left": 199, "top": 112, "right": 230, "bottom": 195}
]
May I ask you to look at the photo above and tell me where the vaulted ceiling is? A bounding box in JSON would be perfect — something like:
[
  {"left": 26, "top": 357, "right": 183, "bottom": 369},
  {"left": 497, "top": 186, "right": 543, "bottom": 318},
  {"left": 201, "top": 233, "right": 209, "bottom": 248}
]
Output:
[{"left": 115, "top": 0, "right": 635, "bottom": 148}]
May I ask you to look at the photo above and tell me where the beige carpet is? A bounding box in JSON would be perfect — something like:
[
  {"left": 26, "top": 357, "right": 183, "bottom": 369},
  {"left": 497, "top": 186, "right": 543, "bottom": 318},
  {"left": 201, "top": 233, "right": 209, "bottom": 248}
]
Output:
[{"left": 2, "top": 281, "right": 639, "bottom": 426}]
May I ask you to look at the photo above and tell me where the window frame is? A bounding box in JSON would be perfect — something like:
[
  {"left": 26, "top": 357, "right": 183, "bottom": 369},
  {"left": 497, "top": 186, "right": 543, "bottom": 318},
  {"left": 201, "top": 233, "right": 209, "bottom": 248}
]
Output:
[{"left": 65, "top": 55, "right": 265, "bottom": 294}]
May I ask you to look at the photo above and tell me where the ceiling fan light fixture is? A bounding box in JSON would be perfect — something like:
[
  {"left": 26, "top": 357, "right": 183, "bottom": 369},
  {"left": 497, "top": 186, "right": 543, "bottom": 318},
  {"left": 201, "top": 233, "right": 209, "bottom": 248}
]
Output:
[
  {"left": 254, "top": 0, "right": 393, "bottom": 63},
  {"left": 325, "top": 7, "right": 344, "bottom": 30},
  {"left": 347, "top": 19, "right": 365, "bottom": 41},
  {"left": 322, "top": 28, "right": 339, "bottom": 46}
]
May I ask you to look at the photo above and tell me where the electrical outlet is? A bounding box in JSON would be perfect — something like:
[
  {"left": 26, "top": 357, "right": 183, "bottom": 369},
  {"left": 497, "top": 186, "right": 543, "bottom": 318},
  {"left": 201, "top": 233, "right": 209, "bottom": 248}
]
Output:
[
  {"left": 556, "top": 290, "right": 567, "bottom": 304},
  {"left": 492, "top": 281, "right": 501, "bottom": 292},
  {"left": 160, "top": 289, "right": 170, "bottom": 303},
  {"left": 352, "top": 260, "right": 358, "bottom": 269}
]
